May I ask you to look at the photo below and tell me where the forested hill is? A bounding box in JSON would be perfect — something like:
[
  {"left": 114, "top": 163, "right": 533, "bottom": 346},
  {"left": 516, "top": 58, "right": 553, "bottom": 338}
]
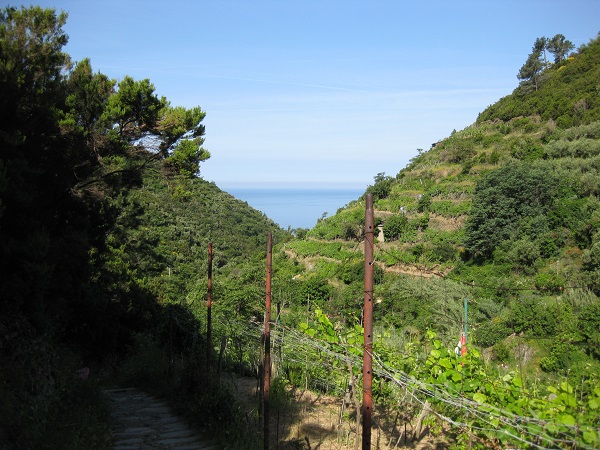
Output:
[
  {"left": 0, "top": 5, "right": 285, "bottom": 346},
  {"left": 0, "top": 7, "right": 287, "bottom": 448}
]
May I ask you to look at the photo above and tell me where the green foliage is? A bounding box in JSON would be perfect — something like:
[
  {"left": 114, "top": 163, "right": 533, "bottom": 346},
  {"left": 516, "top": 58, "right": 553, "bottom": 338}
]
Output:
[
  {"left": 0, "top": 8, "right": 288, "bottom": 448},
  {"left": 464, "top": 162, "right": 557, "bottom": 259},
  {"left": 517, "top": 37, "right": 547, "bottom": 91},
  {"left": 163, "top": 138, "right": 210, "bottom": 178},
  {"left": 475, "top": 318, "right": 511, "bottom": 348},
  {"left": 547, "top": 34, "right": 575, "bottom": 63},
  {"left": 437, "top": 134, "right": 477, "bottom": 163},
  {"left": 579, "top": 300, "right": 600, "bottom": 358},
  {"left": 508, "top": 297, "right": 547, "bottom": 336},
  {"left": 383, "top": 213, "right": 408, "bottom": 241},
  {"left": 479, "top": 34, "right": 600, "bottom": 126},
  {"left": 534, "top": 272, "right": 565, "bottom": 293},
  {"left": 286, "top": 239, "right": 355, "bottom": 260},
  {"left": 3, "top": 9, "right": 600, "bottom": 447},
  {"left": 510, "top": 136, "right": 544, "bottom": 160},
  {"left": 308, "top": 205, "right": 364, "bottom": 240},
  {"left": 416, "top": 191, "right": 432, "bottom": 212},
  {"left": 366, "top": 172, "right": 393, "bottom": 200},
  {"left": 104, "top": 76, "right": 166, "bottom": 139}
]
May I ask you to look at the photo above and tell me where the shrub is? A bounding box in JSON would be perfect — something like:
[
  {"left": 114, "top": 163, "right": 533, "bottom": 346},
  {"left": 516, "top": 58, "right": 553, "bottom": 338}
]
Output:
[
  {"left": 510, "top": 137, "right": 544, "bottom": 160},
  {"left": 508, "top": 297, "right": 558, "bottom": 338},
  {"left": 464, "top": 162, "right": 557, "bottom": 258},
  {"left": 493, "top": 341, "right": 510, "bottom": 363},
  {"left": 367, "top": 172, "right": 393, "bottom": 200},
  {"left": 475, "top": 318, "right": 511, "bottom": 347},
  {"left": 383, "top": 214, "right": 408, "bottom": 241},
  {"left": 417, "top": 192, "right": 432, "bottom": 212},
  {"left": 534, "top": 273, "right": 566, "bottom": 293},
  {"left": 431, "top": 242, "right": 459, "bottom": 263}
]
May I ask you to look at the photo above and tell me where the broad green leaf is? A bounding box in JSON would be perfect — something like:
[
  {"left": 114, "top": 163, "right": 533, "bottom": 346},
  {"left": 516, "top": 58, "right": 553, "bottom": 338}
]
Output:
[
  {"left": 430, "top": 349, "right": 441, "bottom": 359},
  {"left": 589, "top": 397, "right": 599, "bottom": 410},
  {"left": 349, "top": 347, "right": 362, "bottom": 357},
  {"left": 512, "top": 376, "right": 522, "bottom": 388},
  {"left": 583, "top": 429, "right": 598, "bottom": 444},
  {"left": 451, "top": 371, "right": 462, "bottom": 382},
  {"left": 558, "top": 392, "right": 577, "bottom": 408},
  {"left": 464, "top": 380, "right": 481, "bottom": 391},
  {"left": 473, "top": 393, "right": 487, "bottom": 403},
  {"left": 560, "top": 381, "right": 573, "bottom": 393},
  {"left": 438, "top": 358, "right": 452, "bottom": 369},
  {"left": 557, "top": 414, "right": 576, "bottom": 426}
]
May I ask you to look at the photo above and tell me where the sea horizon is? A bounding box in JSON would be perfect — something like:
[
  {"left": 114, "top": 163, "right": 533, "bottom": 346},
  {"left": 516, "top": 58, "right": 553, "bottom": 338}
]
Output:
[{"left": 223, "top": 185, "right": 366, "bottom": 230}]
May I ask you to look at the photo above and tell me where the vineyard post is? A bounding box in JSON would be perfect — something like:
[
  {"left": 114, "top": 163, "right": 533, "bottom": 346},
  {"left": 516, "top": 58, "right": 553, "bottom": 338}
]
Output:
[
  {"left": 463, "top": 297, "right": 468, "bottom": 354},
  {"left": 362, "top": 193, "right": 374, "bottom": 450},
  {"left": 207, "top": 243, "right": 213, "bottom": 368},
  {"left": 168, "top": 305, "right": 173, "bottom": 378},
  {"left": 264, "top": 233, "right": 273, "bottom": 450}
]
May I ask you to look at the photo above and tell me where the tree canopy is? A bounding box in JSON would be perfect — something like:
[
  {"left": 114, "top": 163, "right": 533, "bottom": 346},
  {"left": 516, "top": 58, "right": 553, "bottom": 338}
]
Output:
[
  {"left": 517, "top": 34, "right": 575, "bottom": 91},
  {"left": 0, "top": 5, "right": 210, "bottom": 333}
]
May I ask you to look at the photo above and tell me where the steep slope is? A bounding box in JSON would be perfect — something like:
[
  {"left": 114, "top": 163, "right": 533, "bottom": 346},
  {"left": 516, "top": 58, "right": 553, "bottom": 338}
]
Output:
[
  {"left": 278, "top": 33, "right": 600, "bottom": 377},
  {"left": 307, "top": 32, "right": 600, "bottom": 293}
]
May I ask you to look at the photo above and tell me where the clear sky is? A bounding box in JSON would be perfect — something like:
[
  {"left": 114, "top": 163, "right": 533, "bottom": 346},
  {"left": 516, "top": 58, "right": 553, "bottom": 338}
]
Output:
[{"left": 18, "top": 0, "right": 600, "bottom": 190}]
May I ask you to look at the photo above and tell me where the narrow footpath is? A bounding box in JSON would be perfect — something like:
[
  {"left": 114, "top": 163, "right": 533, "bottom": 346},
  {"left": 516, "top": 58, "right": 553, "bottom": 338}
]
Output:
[{"left": 104, "top": 388, "right": 220, "bottom": 450}]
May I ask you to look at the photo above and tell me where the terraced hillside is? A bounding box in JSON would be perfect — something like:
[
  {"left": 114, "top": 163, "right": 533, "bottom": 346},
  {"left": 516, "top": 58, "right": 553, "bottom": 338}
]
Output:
[{"left": 275, "top": 33, "right": 600, "bottom": 378}]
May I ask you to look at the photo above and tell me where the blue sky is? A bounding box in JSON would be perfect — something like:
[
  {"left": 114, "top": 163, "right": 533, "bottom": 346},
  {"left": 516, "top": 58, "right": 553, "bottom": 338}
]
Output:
[{"left": 22, "top": 0, "right": 600, "bottom": 189}]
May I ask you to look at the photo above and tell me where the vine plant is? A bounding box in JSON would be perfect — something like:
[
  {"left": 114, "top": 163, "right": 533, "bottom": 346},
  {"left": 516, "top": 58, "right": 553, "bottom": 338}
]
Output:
[{"left": 297, "top": 313, "right": 599, "bottom": 449}]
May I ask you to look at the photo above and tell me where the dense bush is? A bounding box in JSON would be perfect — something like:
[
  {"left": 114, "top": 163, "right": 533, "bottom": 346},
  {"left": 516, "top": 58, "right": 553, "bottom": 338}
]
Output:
[
  {"left": 475, "top": 318, "right": 511, "bottom": 348},
  {"left": 366, "top": 172, "right": 393, "bottom": 200},
  {"left": 465, "top": 162, "right": 558, "bottom": 258},
  {"left": 383, "top": 214, "right": 408, "bottom": 241}
]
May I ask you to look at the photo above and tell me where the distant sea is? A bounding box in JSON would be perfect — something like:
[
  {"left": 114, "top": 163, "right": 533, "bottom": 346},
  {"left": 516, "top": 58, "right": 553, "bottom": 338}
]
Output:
[{"left": 225, "top": 186, "right": 365, "bottom": 230}]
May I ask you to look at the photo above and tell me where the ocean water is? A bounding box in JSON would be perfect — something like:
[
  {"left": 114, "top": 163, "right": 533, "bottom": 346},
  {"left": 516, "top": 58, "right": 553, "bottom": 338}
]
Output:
[{"left": 225, "top": 187, "right": 365, "bottom": 230}]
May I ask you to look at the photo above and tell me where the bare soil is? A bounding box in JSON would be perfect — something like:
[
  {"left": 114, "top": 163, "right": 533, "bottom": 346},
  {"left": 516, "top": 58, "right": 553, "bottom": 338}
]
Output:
[{"left": 229, "top": 375, "right": 450, "bottom": 450}]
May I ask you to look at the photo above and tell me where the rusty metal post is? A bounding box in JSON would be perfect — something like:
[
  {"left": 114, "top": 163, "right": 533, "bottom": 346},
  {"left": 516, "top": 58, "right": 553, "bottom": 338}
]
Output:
[
  {"left": 264, "top": 233, "right": 273, "bottom": 450},
  {"left": 206, "top": 243, "right": 213, "bottom": 368},
  {"left": 362, "top": 194, "right": 374, "bottom": 450}
]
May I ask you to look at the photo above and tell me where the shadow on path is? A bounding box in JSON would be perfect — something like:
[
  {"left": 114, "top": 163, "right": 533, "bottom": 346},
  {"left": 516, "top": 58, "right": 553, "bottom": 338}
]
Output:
[{"left": 105, "top": 387, "right": 220, "bottom": 450}]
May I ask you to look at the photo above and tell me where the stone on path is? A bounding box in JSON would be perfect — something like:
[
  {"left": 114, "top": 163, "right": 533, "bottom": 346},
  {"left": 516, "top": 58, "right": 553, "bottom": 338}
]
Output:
[{"left": 105, "top": 387, "right": 220, "bottom": 449}]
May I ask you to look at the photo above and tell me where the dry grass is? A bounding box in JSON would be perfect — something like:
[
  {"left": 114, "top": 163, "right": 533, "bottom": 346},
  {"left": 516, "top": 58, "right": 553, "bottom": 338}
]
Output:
[{"left": 230, "top": 375, "right": 451, "bottom": 449}]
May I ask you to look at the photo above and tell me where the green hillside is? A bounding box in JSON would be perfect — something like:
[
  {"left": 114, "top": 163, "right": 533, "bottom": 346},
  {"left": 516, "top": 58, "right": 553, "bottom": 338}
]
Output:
[
  {"left": 266, "top": 35, "right": 600, "bottom": 447},
  {"left": 0, "top": 7, "right": 288, "bottom": 448},
  {"left": 288, "top": 31, "right": 600, "bottom": 352},
  {"left": 282, "top": 33, "right": 600, "bottom": 375}
]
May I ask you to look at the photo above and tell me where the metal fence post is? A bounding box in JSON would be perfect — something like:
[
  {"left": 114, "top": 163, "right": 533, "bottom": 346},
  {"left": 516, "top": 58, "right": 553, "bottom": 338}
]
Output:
[
  {"left": 264, "top": 233, "right": 273, "bottom": 450},
  {"left": 362, "top": 194, "right": 374, "bottom": 450}
]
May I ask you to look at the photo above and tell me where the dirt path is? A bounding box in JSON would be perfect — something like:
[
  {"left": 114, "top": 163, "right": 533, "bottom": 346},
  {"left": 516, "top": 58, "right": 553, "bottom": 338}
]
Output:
[{"left": 104, "top": 388, "right": 220, "bottom": 449}]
